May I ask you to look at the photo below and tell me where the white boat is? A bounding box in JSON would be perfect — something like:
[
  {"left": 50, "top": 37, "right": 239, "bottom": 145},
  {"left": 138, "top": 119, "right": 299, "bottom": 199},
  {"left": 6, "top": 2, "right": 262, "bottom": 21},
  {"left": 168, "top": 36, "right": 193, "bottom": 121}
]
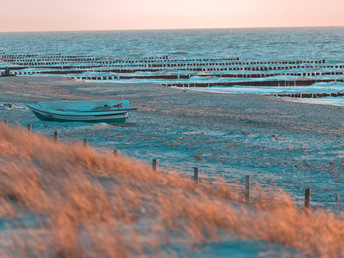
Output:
[{"left": 26, "top": 100, "right": 136, "bottom": 124}]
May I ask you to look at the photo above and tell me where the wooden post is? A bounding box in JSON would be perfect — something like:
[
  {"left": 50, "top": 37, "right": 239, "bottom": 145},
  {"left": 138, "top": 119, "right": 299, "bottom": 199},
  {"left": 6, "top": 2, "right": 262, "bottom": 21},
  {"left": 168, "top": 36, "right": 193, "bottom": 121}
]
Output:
[
  {"left": 152, "top": 159, "right": 157, "bottom": 171},
  {"left": 113, "top": 149, "right": 118, "bottom": 157},
  {"left": 27, "top": 124, "right": 32, "bottom": 132},
  {"left": 3, "top": 120, "right": 8, "bottom": 126},
  {"left": 245, "top": 175, "right": 250, "bottom": 204},
  {"left": 54, "top": 130, "right": 58, "bottom": 142},
  {"left": 337, "top": 192, "right": 342, "bottom": 212},
  {"left": 83, "top": 138, "right": 88, "bottom": 147},
  {"left": 194, "top": 167, "right": 199, "bottom": 184},
  {"left": 304, "top": 188, "right": 311, "bottom": 209}
]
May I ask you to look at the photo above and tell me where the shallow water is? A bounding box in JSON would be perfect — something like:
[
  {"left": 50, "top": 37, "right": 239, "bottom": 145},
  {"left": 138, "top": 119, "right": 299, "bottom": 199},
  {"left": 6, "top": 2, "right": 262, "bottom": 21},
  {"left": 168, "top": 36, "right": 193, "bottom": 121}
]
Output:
[{"left": 1, "top": 27, "right": 344, "bottom": 106}]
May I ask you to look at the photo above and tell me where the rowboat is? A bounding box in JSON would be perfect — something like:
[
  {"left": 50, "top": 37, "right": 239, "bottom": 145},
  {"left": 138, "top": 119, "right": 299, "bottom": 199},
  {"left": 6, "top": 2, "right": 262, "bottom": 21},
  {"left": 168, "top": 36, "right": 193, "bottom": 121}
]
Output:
[{"left": 26, "top": 100, "right": 136, "bottom": 124}]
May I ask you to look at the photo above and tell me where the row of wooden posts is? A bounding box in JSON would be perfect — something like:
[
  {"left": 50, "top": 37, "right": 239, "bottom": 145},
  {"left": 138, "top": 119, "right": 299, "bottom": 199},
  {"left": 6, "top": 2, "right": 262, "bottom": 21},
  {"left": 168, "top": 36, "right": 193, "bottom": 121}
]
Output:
[
  {"left": 1, "top": 55, "right": 242, "bottom": 63},
  {"left": 1, "top": 55, "right": 99, "bottom": 61},
  {"left": 3, "top": 68, "right": 343, "bottom": 79},
  {"left": 72, "top": 71, "right": 344, "bottom": 81},
  {"left": 5, "top": 62, "right": 335, "bottom": 72},
  {"left": 1, "top": 121, "right": 314, "bottom": 210},
  {"left": 152, "top": 158, "right": 312, "bottom": 210},
  {"left": 5, "top": 67, "right": 344, "bottom": 79},
  {"left": 165, "top": 79, "right": 344, "bottom": 88},
  {"left": 1, "top": 55, "right": 325, "bottom": 66},
  {"left": 4, "top": 60, "right": 330, "bottom": 68},
  {"left": 1, "top": 60, "right": 337, "bottom": 71},
  {"left": 25, "top": 125, "right": 90, "bottom": 147},
  {"left": 1, "top": 54, "right": 169, "bottom": 62},
  {"left": 3, "top": 65, "right": 331, "bottom": 74},
  {"left": 5, "top": 63, "right": 340, "bottom": 71},
  {"left": 274, "top": 92, "right": 344, "bottom": 98}
]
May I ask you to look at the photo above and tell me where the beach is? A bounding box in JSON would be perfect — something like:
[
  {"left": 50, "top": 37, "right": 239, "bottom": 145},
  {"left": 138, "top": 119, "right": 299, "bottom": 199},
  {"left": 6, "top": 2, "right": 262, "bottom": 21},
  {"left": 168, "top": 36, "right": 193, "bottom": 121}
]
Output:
[
  {"left": 1, "top": 76, "right": 343, "bottom": 210},
  {"left": 1, "top": 76, "right": 344, "bottom": 256}
]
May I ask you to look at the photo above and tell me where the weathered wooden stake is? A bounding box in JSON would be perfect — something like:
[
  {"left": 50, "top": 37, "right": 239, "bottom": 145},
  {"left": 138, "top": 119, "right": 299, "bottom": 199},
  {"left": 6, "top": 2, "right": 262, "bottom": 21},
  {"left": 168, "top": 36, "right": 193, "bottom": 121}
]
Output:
[
  {"left": 245, "top": 175, "right": 250, "bottom": 204},
  {"left": 337, "top": 192, "right": 342, "bottom": 212},
  {"left": 152, "top": 159, "right": 157, "bottom": 171},
  {"left": 113, "top": 149, "right": 118, "bottom": 157},
  {"left": 83, "top": 138, "right": 88, "bottom": 147},
  {"left": 4, "top": 120, "right": 8, "bottom": 126},
  {"left": 194, "top": 167, "right": 199, "bottom": 184},
  {"left": 27, "top": 124, "right": 32, "bottom": 132},
  {"left": 304, "top": 188, "right": 311, "bottom": 209},
  {"left": 54, "top": 130, "right": 58, "bottom": 142}
]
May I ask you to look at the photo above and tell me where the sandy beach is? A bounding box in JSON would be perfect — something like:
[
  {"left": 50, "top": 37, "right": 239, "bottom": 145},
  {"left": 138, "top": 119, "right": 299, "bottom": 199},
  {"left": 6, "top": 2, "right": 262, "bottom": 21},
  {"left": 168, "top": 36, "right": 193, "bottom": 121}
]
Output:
[
  {"left": 1, "top": 76, "right": 344, "bottom": 256},
  {"left": 1, "top": 76, "right": 344, "bottom": 210}
]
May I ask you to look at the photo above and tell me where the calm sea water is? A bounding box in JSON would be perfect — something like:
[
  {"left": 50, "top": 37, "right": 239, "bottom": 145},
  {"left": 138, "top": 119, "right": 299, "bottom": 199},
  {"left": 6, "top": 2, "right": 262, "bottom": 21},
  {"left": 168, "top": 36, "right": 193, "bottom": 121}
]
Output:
[
  {"left": 1, "top": 27, "right": 344, "bottom": 104},
  {"left": 1, "top": 27, "right": 344, "bottom": 60}
]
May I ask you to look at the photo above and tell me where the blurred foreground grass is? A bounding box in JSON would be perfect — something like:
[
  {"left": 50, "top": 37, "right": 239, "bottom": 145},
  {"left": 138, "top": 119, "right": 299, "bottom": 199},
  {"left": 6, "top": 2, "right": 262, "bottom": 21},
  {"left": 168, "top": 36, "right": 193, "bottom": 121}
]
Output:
[{"left": 0, "top": 123, "right": 343, "bottom": 257}]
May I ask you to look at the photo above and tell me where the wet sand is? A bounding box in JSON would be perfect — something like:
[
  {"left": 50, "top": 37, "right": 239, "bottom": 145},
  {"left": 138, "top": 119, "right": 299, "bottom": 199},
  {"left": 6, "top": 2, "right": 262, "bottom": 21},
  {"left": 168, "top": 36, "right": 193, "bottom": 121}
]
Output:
[
  {"left": 2, "top": 76, "right": 343, "bottom": 134},
  {"left": 0, "top": 76, "right": 343, "bottom": 209}
]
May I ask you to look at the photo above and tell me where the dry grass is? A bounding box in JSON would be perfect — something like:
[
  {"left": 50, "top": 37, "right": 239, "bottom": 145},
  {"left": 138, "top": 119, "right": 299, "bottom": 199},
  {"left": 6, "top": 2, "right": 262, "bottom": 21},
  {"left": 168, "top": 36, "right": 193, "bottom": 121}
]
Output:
[{"left": 0, "top": 123, "right": 343, "bottom": 257}]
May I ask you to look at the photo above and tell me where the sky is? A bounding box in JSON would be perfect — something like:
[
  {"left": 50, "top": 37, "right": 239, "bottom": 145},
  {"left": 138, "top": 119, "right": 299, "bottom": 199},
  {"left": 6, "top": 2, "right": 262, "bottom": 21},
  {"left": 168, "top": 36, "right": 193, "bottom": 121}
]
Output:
[{"left": 0, "top": 0, "right": 344, "bottom": 32}]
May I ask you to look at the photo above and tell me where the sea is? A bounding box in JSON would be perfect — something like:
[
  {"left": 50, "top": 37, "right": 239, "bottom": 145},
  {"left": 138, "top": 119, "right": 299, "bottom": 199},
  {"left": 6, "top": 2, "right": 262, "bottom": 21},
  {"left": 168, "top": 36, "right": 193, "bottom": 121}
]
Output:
[{"left": 1, "top": 27, "right": 344, "bottom": 106}]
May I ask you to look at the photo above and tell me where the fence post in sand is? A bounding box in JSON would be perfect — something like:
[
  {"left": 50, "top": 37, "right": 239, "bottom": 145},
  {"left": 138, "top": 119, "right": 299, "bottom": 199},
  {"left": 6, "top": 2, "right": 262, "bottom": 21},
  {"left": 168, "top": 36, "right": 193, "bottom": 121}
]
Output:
[
  {"left": 3, "top": 120, "right": 8, "bottom": 126},
  {"left": 304, "top": 188, "right": 311, "bottom": 210},
  {"left": 27, "top": 124, "right": 32, "bottom": 132},
  {"left": 337, "top": 193, "right": 342, "bottom": 212},
  {"left": 194, "top": 167, "right": 199, "bottom": 184},
  {"left": 83, "top": 138, "right": 88, "bottom": 147},
  {"left": 113, "top": 149, "right": 119, "bottom": 157},
  {"left": 152, "top": 159, "right": 157, "bottom": 172},
  {"left": 245, "top": 175, "right": 250, "bottom": 204},
  {"left": 54, "top": 130, "right": 58, "bottom": 142}
]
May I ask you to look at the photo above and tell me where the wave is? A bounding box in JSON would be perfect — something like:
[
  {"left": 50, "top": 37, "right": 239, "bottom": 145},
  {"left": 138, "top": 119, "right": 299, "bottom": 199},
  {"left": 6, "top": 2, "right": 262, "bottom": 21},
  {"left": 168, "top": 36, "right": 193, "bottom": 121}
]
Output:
[
  {"left": 169, "top": 51, "right": 189, "bottom": 55},
  {"left": 127, "top": 53, "right": 146, "bottom": 57}
]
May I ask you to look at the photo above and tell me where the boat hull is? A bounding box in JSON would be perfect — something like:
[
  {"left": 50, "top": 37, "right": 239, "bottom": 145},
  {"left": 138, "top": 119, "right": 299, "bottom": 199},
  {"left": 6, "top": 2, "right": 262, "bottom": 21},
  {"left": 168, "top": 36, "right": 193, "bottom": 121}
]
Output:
[
  {"left": 27, "top": 100, "right": 131, "bottom": 124},
  {"left": 31, "top": 110, "right": 128, "bottom": 124}
]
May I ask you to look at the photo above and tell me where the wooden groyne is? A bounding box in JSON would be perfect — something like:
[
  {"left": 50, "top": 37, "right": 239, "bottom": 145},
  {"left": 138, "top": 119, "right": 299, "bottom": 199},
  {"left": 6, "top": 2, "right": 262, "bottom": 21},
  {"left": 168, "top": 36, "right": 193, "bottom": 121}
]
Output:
[
  {"left": 163, "top": 79, "right": 344, "bottom": 88},
  {"left": 3, "top": 62, "right": 343, "bottom": 78},
  {"left": 273, "top": 92, "right": 344, "bottom": 98},
  {"left": 4, "top": 61, "right": 342, "bottom": 70},
  {"left": 1, "top": 53, "right": 344, "bottom": 99},
  {"left": 4, "top": 66, "right": 344, "bottom": 78},
  {"left": 68, "top": 71, "right": 344, "bottom": 81}
]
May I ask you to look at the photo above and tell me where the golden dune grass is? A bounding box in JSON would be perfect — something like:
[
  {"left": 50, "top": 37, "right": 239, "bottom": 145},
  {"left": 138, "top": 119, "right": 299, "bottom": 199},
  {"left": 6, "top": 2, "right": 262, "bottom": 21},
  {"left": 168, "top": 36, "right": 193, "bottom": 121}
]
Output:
[{"left": 0, "top": 123, "right": 343, "bottom": 257}]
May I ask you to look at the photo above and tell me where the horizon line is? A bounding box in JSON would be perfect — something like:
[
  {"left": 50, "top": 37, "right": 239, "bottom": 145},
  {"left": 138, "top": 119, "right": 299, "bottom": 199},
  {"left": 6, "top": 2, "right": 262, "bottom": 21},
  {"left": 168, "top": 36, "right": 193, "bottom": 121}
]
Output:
[{"left": 1, "top": 25, "right": 343, "bottom": 34}]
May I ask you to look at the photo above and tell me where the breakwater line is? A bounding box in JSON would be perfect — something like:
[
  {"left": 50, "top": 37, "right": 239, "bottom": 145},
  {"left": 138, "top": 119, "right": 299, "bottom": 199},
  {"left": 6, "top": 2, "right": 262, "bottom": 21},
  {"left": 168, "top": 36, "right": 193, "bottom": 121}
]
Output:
[{"left": 1, "top": 52, "right": 344, "bottom": 105}]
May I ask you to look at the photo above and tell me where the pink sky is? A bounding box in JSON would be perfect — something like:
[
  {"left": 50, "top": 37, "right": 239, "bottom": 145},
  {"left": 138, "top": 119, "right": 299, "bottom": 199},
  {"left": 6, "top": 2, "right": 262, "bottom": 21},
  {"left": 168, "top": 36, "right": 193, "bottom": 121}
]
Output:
[{"left": 1, "top": 0, "right": 343, "bottom": 32}]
